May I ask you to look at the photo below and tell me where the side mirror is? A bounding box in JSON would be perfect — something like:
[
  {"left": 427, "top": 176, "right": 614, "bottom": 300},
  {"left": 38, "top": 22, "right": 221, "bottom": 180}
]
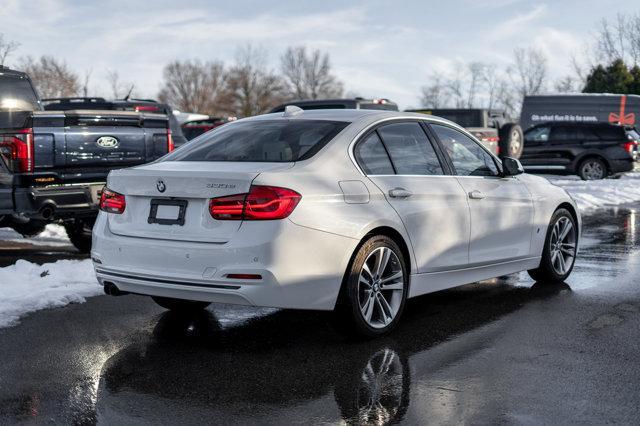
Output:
[{"left": 502, "top": 157, "right": 524, "bottom": 176}]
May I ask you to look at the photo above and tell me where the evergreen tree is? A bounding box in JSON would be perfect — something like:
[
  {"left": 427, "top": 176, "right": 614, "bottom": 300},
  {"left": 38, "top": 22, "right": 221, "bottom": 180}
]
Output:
[{"left": 583, "top": 59, "right": 635, "bottom": 94}]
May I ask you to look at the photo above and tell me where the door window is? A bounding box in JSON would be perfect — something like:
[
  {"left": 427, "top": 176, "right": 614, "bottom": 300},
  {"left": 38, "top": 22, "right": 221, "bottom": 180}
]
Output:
[
  {"left": 431, "top": 124, "right": 499, "bottom": 177},
  {"left": 524, "top": 125, "right": 550, "bottom": 143},
  {"left": 376, "top": 122, "right": 443, "bottom": 175},
  {"left": 354, "top": 132, "right": 395, "bottom": 175}
]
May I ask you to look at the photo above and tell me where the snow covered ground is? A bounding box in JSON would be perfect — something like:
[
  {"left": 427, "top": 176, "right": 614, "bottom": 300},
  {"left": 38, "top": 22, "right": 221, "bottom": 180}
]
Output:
[
  {"left": 545, "top": 172, "right": 640, "bottom": 212},
  {"left": 0, "top": 223, "right": 71, "bottom": 246},
  {"left": 0, "top": 259, "right": 100, "bottom": 327}
]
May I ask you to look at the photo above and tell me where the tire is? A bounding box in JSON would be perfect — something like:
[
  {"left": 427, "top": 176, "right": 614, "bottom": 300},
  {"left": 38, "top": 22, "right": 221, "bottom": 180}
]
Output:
[
  {"left": 499, "top": 123, "right": 524, "bottom": 159},
  {"left": 152, "top": 296, "right": 211, "bottom": 312},
  {"left": 10, "top": 219, "right": 47, "bottom": 237},
  {"left": 528, "top": 208, "right": 577, "bottom": 283},
  {"left": 577, "top": 157, "right": 607, "bottom": 180},
  {"left": 64, "top": 218, "right": 95, "bottom": 253},
  {"left": 335, "top": 235, "right": 409, "bottom": 338}
]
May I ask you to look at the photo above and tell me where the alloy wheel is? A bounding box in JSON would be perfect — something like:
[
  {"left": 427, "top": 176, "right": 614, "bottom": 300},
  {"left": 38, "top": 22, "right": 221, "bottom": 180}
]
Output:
[
  {"left": 582, "top": 160, "right": 605, "bottom": 180},
  {"left": 358, "top": 246, "right": 405, "bottom": 329},
  {"left": 549, "top": 216, "right": 576, "bottom": 275}
]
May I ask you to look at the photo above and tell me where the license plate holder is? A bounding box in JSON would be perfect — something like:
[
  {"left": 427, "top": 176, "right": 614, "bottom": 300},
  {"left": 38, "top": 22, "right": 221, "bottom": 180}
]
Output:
[{"left": 148, "top": 199, "right": 188, "bottom": 226}]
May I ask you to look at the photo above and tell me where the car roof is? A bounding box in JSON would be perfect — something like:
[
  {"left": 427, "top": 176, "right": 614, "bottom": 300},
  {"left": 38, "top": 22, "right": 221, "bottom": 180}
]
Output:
[
  {"left": 0, "top": 66, "right": 29, "bottom": 79},
  {"left": 241, "top": 108, "right": 466, "bottom": 128}
]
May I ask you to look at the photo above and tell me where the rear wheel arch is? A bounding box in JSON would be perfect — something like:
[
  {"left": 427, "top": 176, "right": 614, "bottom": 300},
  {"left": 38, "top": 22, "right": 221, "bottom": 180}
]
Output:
[
  {"left": 574, "top": 153, "right": 610, "bottom": 173},
  {"left": 335, "top": 225, "right": 412, "bottom": 309}
]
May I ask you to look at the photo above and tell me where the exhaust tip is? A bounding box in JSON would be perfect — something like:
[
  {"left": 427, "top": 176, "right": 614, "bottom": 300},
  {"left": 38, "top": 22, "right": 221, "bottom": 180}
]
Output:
[
  {"left": 40, "top": 205, "right": 55, "bottom": 220},
  {"left": 103, "top": 281, "right": 128, "bottom": 296}
]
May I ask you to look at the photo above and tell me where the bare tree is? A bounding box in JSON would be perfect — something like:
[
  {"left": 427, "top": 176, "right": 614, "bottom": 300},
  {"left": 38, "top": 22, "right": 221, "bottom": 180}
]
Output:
[
  {"left": 18, "top": 56, "right": 79, "bottom": 98},
  {"left": 106, "top": 69, "right": 135, "bottom": 99},
  {"left": 81, "top": 69, "right": 92, "bottom": 97},
  {"left": 466, "top": 62, "right": 485, "bottom": 108},
  {"left": 589, "top": 13, "right": 640, "bottom": 66},
  {"left": 510, "top": 47, "right": 548, "bottom": 100},
  {"left": 158, "top": 60, "right": 228, "bottom": 115},
  {"left": 225, "top": 45, "right": 285, "bottom": 117},
  {"left": 446, "top": 63, "right": 467, "bottom": 108},
  {"left": 420, "top": 72, "right": 448, "bottom": 108},
  {"left": 280, "top": 46, "right": 343, "bottom": 100},
  {"left": 554, "top": 75, "right": 578, "bottom": 93},
  {"left": 0, "top": 33, "right": 19, "bottom": 66}
]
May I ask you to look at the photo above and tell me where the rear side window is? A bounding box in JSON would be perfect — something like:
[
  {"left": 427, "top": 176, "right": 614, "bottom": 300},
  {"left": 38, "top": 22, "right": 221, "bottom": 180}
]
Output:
[
  {"left": 376, "top": 122, "right": 443, "bottom": 175},
  {"left": 0, "top": 76, "right": 40, "bottom": 111},
  {"left": 165, "top": 119, "right": 348, "bottom": 162},
  {"left": 594, "top": 125, "right": 625, "bottom": 141},
  {"left": 355, "top": 133, "right": 394, "bottom": 175}
]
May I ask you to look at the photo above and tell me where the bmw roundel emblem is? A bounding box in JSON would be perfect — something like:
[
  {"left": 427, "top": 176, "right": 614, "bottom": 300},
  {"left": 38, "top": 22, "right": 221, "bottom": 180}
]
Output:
[{"left": 156, "top": 179, "right": 166, "bottom": 193}]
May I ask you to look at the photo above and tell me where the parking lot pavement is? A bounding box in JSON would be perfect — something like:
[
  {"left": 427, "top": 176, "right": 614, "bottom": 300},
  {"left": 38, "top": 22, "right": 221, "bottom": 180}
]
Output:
[{"left": 1, "top": 206, "right": 640, "bottom": 424}]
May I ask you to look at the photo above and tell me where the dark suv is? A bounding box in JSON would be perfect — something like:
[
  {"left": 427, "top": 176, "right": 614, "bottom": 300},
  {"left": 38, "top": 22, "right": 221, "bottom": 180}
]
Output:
[
  {"left": 520, "top": 122, "right": 639, "bottom": 180},
  {"left": 270, "top": 97, "right": 399, "bottom": 112}
]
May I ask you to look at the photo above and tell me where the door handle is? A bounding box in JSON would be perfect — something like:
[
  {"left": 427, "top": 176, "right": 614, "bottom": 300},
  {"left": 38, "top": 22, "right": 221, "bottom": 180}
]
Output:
[
  {"left": 389, "top": 187, "right": 413, "bottom": 198},
  {"left": 468, "top": 190, "right": 485, "bottom": 200}
]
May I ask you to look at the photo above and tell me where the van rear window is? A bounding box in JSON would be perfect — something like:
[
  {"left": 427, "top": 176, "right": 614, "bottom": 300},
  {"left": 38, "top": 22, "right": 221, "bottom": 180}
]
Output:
[{"left": 165, "top": 119, "right": 348, "bottom": 162}]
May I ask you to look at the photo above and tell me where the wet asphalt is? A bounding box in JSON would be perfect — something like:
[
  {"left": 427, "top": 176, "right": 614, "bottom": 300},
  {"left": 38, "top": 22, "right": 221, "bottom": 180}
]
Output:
[{"left": 1, "top": 206, "right": 640, "bottom": 424}]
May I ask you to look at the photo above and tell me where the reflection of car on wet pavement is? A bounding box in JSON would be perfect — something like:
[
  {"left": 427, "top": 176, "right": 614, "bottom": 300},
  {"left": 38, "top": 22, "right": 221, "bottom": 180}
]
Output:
[
  {"left": 93, "top": 109, "right": 579, "bottom": 336},
  {"left": 95, "top": 279, "right": 570, "bottom": 424}
]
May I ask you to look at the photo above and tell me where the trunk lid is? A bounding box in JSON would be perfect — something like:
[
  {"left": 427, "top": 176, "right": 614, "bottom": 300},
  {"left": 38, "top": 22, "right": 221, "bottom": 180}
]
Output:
[{"left": 106, "top": 161, "right": 294, "bottom": 242}]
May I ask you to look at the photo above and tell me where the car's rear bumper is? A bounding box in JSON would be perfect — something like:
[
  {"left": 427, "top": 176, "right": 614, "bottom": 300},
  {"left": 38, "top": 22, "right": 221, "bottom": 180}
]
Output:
[
  {"left": 91, "top": 213, "right": 359, "bottom": 311},
  {"left": 10, "top": 184, "right": 103, "bottom": 219}
]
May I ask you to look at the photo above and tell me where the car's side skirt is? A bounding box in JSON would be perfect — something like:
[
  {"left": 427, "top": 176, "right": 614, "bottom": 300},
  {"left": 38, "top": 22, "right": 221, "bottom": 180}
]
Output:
[{"left": 408, "top": 256, "right": 542, "bottom": 298}]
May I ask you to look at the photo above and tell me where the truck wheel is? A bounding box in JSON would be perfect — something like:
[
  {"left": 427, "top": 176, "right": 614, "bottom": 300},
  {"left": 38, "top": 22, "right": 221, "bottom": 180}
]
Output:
[
  {"left": 64, "top": 219, "right": 95, "bottom": 253},
  {"left": 10, "top": 219, "right": 47, "bottom": 237},
  {"left": 499, "top": 123, "right": 524, "bottom": 159}
]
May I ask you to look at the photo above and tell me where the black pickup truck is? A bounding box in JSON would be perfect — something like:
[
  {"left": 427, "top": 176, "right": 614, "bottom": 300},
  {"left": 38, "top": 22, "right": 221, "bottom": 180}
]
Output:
[{"left": 0, "top": 66, "right": 172, "bottom": 251}]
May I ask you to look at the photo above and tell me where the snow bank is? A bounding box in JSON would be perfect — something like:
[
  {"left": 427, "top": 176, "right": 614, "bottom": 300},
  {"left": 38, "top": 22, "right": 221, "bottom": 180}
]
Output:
[
  {"left": 0, "top": 259, "right": 100, "bottom": 327},
  {"left": 0, "top": 224, "right": 70, "bottom": 246},
  {"left": 546, "top": 172, "right": 640, "bottom": 212}
]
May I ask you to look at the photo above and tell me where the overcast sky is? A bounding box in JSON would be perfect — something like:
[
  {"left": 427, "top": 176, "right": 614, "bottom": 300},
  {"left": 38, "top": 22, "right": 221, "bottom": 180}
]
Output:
[{"left": 1, "top": 0, "right": 639, "bottom": 109}]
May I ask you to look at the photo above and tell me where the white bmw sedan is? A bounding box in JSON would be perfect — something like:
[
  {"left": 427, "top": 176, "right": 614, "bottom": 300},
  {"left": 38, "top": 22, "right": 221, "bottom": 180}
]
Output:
[{"left": 92, "top": 108, "right": 580, "bottom": 336}]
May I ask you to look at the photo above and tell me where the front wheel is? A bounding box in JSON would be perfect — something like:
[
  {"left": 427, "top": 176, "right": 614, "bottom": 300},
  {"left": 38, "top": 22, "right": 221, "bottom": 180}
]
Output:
[
  {"left": 528, "top": 208, "right": 577, "bottom": 283},
  {"left": 152, "top": 297, "right": 211, "bottom": 312},
  {"left": 336, "top": 235, "right": 408, "bottom": 337}
]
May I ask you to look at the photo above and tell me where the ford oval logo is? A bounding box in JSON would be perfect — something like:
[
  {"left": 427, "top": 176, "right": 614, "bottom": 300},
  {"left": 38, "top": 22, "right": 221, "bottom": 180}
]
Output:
[
  {"left": 157, "top": 179, "right": 166, "bottom": 193},
  {"left": 96, "top": 136, "right": 119, "bottom": 148}
]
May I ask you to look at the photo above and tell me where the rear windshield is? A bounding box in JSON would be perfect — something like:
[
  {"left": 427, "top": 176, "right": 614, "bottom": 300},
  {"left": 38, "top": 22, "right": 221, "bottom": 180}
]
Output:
[
  {"left": 165, "top": 119, "right": 348, "bottom": 162},
  {"left": 0, "top": 75, "right": 40, "bottom": 111}
]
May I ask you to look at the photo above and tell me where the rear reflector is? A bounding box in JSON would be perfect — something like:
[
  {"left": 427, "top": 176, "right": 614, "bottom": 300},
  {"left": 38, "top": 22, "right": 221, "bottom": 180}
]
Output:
[
  {"left": 226, "top": 273, "right": 262, "bottom": 280},
  {"left": 0, "top": 128, "right": 34, "bottom": 173},
  {"left": 100, "top": 187, "right": 126, "bottom": 214},
  {"left": 210, "top": 185, "right": 301, "bottom": 220}
]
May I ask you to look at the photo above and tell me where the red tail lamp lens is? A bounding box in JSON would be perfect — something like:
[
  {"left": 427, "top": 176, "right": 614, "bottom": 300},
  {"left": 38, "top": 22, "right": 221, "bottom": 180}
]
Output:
[
  {"left": 209, "top": 185, "right": 301, "bottom": 220},
  {"left": 100, "top": 188, "right": 126, "bottom": 214}
]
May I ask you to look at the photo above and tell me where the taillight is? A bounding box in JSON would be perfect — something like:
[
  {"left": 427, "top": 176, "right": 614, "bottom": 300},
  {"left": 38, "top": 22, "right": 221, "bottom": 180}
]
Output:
[
  {"left": 134, "top": 105, "right": 160, "bottom": 112},
  {"left": 100, "top": 188, "right": 126, "bottom": 214},
  {"left": 167, "top": 128, "right": 175, "bottom": 152},
  {"left": 209, "top": 185, "right": 301, "bottom": 221},
  {"left": 0, "top": 128, "right": 34, "bottom": 173},
  {"left": 622, "top": 140, "right": 638, "bottom": 154}
]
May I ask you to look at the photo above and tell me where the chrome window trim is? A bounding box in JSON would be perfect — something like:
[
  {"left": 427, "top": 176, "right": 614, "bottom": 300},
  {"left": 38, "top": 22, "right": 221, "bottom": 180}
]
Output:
[{"left": 349, "top": 115, "right": 499, "bottom": 177}]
